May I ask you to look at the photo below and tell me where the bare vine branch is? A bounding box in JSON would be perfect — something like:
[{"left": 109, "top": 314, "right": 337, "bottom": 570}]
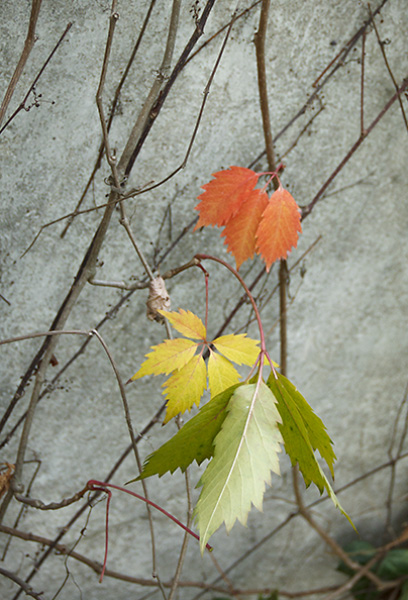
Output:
[
  {"left": 0, "top": 566, "right": 44, "bottom": 600},
  {"left": 0, "top": 0, "right": 43, "bottom": 128}
]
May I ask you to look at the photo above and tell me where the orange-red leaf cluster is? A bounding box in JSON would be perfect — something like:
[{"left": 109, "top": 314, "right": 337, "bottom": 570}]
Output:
[{"left": 194, "top": 167, "right": 302, "bottom": 270}]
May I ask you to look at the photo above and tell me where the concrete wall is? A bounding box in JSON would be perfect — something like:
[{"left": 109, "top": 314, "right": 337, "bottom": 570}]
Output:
[{"left": 1, "top": 1, "right": 407, "bottom": 598}]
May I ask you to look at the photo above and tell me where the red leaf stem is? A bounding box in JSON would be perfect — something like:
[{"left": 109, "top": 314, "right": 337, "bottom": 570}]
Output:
[{"left": 87, "top": 479, "right": 212, "bottom": 579}]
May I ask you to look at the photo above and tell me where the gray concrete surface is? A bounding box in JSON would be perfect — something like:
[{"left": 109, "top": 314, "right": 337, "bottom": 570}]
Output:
[{"left": 1, "top": 1, "right": 407, "bottom": 598}]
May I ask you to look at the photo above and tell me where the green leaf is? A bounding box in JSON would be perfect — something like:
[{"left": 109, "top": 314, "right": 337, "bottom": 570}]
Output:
[
  {"left": 399, "top": 580, "right": 408, "bottom": 600},
  {"left": 267, "top": 372, "right": 354, "bottom": 528},
  {"left": 194, "top": 382, "right": 283, "bottom": 553},
  {"left": 338, "top": 540, "right": 376, "bottom": 575},
  {"left": 134, "top": 385, "right": 241, "bottom": 480},
  {"left": 377, "top": 549, "right": 408, "bottom": 579},
  {"left": 270, "top": 373, "right": 336, "bottom": 475}
]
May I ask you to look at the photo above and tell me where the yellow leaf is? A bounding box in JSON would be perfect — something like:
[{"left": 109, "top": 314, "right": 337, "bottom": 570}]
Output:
[
  {"left": 212, "top": 334, "right": 260, "bottom": 366},
  {"left": 130, "top": 338, "right": 198, "bottom": 380},
  {"left": 208, "top": 351, "right": 241, "bottom": 397},
  {"left": 158, "top": 309, "right": 206, "bottom": 340},
  {"left": 163, "top": 355, "right": 207, "bottom": 423}
]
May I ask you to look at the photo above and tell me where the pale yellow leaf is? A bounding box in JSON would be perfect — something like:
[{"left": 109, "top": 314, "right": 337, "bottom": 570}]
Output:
[{"left": 195, "top": 382, "right": 283, "bottom": 553}]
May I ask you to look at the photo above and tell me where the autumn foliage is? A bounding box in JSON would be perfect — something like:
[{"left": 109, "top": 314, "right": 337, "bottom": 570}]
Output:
[
  {"left": 194, "top": 166, "right": 302, "bottom": 270},
  {"left": 125, "top": 167, "right": 351, "bottom": 553},
  {"left": 130, "top": 309, "right": 260, "bottom": 423}
]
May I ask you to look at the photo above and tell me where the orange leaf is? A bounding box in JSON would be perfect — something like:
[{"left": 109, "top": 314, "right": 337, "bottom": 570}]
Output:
[
  {"left": 255, "top": 187, "right": 302, "bottom": 271},
  {"left": 221, "top": 188, "right": 269, "bottom": 269},
  {"left": 194, "top": 167, "right": 260, "bottom": 229}
]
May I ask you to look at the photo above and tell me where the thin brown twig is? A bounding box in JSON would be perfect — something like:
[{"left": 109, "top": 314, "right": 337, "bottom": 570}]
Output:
[
  {"left": 0, "top": 523, "right": 375, "bottom": 598},
  {"left": 250, "top": 0, "right": 391, "bottom": 170},
  {"left": 167, "top": 460, "right": 193, "bottom": 600},
  {"left": 360, "top": 29, "right": 366, "bottom": 136},
  {"left": 192, "top": 446, "right": 408, "bottom": 600},
  {"left": 88, "top": 257, "right": 199, "bottom": 290},
  {"left": 384, "top": 379, "right": 408, "bottom": 535},
  {"left": 0, "top": 327, "right": 140, "bottom": 478},
  {"left": 60, "top": 0, "right": 157, "bottom": 238},
  {"left": 368, "top": 3, "right": 408, "bottom": 132},
  {"left": 0, "top": 321, "right": 158, "bottom": 593},
  {"left": 255, "top": 0, "right": 277, "bottom": 177},
  {"left": 119, "top": 0, "right": 235, "bottom": 291},
  {"left": 209, "top": 553, "right": 241, "bottom": 600},
  {"left": 50, "top": 507, "right": 94, "bottom": 600},
  {"left": 1, "top": 458, "right": 41, "bottom": 561},
  {"left": 302, "top": 77, "right": 408, "bottom": 218},
  {"left": 95, "top": 3, "right": 120, "bottom": 185},
  {"left": 185, "top": 1, "right": 262, "bottom": 66},
  {"left": 5, "top": 397, "right": 164, "bottom": 597},
  {"left": 0, "top": 566, "right": 44, "bottom": 600},
  {"left": 117, "top": 0, "right": 182, "bottom": 177},
  {"left": 0, "top": 0, "right": 126, "bottom": 525},
  {"left": 279, "top": 260, "right": 288, "bottom": 375},
  {"left": 120, "top": 2, "right": 239, "bottom": 204},
  {"left": 15, "top": 486, "right": 89, "bottom": 511},
  {"left": 0, "top": 0, "right": 43, "bottom": 128},
  {"left": 312, "top": 0, "right": 389, "bottom": 88},
  {"left": 255, "top": 0, "right": 289, "bottom": 381},
  {"left": 0, "top": 22, "right": 72, "bottom": 136},
  {"left": 291, "top": 467, "right": 384, "bottom": 591},
  {"left": 95, "top": 3, "right": 158, "bottom": 338},
  {"left": 122, "top": 0, "right": 216, "bottom": 179}
]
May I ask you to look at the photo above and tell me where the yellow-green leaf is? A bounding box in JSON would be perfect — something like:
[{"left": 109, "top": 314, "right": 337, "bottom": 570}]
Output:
[
  {"left": 158, "top": 309, "right": 206, "bottom": 340},
  {"left": 208, "top": 351, "right": 241, "bottom": 397},
  {"left": 267, "top": 372, "right": 354, "bottom": 528},
  {"left": 276, "top": 373, "right": 336, "bottom": 476},
  {"left": 194, "top": 382, "right": 282, "bottom": 553},
  {"left": 212, "top": 333, "right": 260, "bottom": 366},
  {"left": 163, "top": 354, "right": 207, "bottom": 423}
]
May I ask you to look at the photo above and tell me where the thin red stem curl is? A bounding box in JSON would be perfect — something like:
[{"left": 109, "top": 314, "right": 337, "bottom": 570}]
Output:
[
  {"left": 87, "top": 480, "right": 212, "bottom": 580},
  {"left": 195, "top": 254, "right": 266, "bottom": 353}
]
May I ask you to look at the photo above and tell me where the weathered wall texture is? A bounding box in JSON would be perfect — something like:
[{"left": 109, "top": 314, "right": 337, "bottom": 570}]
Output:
[{"left": 1, "top": 1, "right": 407, "bottom": 598}]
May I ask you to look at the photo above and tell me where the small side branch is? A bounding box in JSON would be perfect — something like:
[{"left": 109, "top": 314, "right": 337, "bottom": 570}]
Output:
[
  {"left": 0, "top": 22, "right": 72, "bottom": 135},
  {"left": 0, "top": 566, "right": 44, "bottom": 599},
  {"left": 302, "top": 77, "right": 408, "bottom": 219},
  {"left": 0, "top": 0, "right": 43, "bottom": 128},
  {"left": 368, "top": 4, "right": 408, "bottom": 132},
  {"left": 254, "top": 0, "right": 277, "bottom": 176},
  {"left": 15, "top": 486, "right": 89, "bottom": 510}
]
